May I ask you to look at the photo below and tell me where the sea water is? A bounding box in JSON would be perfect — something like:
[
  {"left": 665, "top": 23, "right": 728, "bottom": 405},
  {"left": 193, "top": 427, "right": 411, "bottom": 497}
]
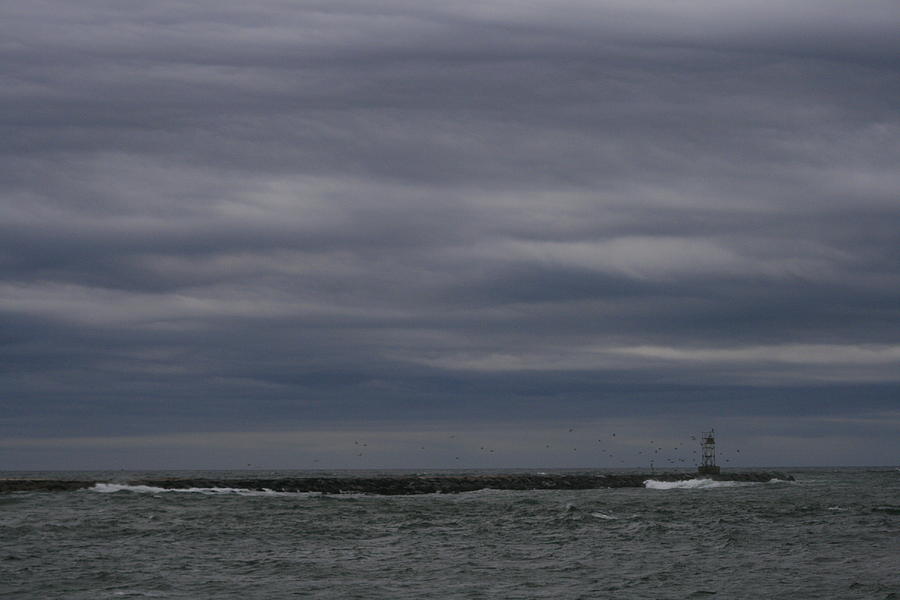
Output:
[{"left": 1, "top": 468, "right": 897, "bottom": 599}]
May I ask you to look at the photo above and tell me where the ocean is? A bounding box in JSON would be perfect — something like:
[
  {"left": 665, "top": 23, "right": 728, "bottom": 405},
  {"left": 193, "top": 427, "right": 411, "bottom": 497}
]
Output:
[{"left": 2, "top": 468, "right": 897, "bottom": 599}]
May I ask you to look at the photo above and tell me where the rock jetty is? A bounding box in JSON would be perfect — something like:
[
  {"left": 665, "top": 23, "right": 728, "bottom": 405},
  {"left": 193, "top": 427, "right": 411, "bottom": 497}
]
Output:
[
  {"left": 0, "top": 471, "right": 793, "bottom": 494},
  {"left": 0, "top": 479, "right": 97, "bottom": 492}
]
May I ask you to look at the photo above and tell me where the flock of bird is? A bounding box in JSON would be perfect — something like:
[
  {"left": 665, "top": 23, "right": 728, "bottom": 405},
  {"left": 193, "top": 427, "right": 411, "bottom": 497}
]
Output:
[{"left": 312, "top": 429, "right": 744, "bottom": 468}]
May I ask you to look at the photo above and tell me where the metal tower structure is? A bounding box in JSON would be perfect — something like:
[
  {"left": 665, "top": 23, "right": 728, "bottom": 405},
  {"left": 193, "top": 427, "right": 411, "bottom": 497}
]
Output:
[{"left": 698, "top": 429, "right": 720, "bottom": 475}]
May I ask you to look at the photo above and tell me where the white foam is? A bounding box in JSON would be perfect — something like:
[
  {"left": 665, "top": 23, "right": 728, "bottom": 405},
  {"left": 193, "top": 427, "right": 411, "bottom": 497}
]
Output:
[
  {"left": 88, "top": 483, "right": 379, "bottom": 498},
  {"left": 643, "top": 478, "right": 761, "bottom": 490},
  {"left": 89, "top": 483, "right": 290, "bottom": 496}
]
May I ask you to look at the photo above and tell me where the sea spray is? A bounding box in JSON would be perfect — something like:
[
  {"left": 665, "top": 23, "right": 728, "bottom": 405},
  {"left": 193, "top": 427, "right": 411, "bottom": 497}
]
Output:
[
  {"left": 644, "top": 478, "right": 763, "bottom": 490},
  {"left": 91, "top": 483, "right": 291, "bottom": 496}
]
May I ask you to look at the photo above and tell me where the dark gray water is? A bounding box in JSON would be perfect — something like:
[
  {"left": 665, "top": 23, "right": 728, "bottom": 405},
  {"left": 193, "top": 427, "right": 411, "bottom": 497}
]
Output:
[{"left": 2, "top": 468, "right": 898, "bottom": 599}]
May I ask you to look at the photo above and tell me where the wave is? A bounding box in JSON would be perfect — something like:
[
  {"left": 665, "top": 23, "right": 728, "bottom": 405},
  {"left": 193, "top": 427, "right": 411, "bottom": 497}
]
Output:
[
  {"left": 644, "top": 478, "right": 766, "bottom": 490},
  {"left": 88, "top": 483, "right": 381, "bottom": 498},
  {"left": 90, "top": 484, "right": 537, "bottom": 499},
  {"left": 590, "top": 511, "right": 617, "bottom": 520},
  {"left": 89, "top": 483, "right": 293, "bottom": 496}
]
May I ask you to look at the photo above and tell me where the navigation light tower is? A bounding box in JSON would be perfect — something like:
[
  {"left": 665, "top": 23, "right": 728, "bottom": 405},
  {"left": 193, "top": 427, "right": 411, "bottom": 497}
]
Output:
[{"left": 698, "top": 429, "right": 720, "bottom": 475}]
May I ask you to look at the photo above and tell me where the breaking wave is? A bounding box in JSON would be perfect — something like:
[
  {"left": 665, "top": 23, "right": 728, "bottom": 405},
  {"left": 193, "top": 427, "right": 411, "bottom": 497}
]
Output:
[
  {"left": 88, "top": 483, "right": 378, "bottom": 498},
  {"left": 644, "top": 478, "right": 764, "bottom": 490},
  {"left": 90, "top": 483, "right": 291, "bottom": 496}
]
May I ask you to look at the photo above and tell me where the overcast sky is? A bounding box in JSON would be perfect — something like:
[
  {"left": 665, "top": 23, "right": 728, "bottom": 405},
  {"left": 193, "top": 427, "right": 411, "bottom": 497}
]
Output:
[{"left": 2, "top": 0, "right": 898, "bottom": 470}]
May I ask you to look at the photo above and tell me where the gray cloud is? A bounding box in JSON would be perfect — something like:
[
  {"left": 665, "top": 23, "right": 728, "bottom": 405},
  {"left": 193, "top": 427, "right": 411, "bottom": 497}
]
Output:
[{"left": 2, "top": 1, "right": 898, "bottom": 467}]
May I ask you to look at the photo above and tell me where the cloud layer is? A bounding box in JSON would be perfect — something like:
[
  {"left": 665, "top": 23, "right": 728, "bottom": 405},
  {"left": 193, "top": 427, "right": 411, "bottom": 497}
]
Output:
[{"left": 2, "top": 1, "right": 898, "bottom": 467}]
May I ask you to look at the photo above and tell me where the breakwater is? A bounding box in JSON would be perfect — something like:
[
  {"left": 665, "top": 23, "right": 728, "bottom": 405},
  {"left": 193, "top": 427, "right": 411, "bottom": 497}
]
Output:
[{"left": 1, "top": 471, "right": 792, "bottom": 494}]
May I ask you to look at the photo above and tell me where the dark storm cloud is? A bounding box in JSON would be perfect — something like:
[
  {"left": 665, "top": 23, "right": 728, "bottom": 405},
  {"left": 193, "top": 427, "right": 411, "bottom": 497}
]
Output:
[{"left": 1, "top": 1, "right": 898, "bottom": 465}]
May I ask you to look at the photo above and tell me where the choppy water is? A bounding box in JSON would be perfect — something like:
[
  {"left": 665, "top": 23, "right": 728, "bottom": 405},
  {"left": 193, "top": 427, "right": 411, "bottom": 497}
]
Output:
[{"left": 2, "top": 468, "right": 898, "bottom": 599}]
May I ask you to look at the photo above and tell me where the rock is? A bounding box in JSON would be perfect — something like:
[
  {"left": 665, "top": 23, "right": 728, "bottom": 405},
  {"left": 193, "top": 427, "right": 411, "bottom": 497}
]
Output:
[{"left": 0, "top": 479, "right": 96, "bottom": 493}]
